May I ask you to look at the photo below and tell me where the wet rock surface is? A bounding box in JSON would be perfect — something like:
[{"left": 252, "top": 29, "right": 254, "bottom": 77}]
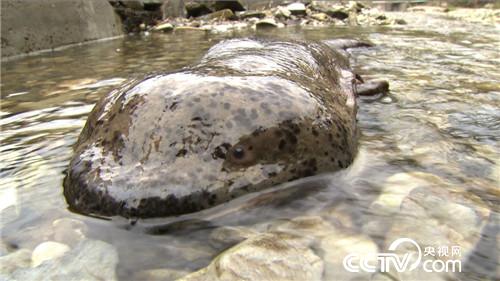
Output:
[{"left": 1, "top": 0, "right": 123, "bottom": 57}]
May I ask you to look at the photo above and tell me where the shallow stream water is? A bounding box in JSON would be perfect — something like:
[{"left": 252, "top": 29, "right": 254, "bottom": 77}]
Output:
[{"left": 1, "top": 12, "right": 499, "bottom": 280}]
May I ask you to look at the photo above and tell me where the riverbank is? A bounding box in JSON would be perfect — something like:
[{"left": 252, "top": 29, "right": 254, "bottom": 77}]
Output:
[{"left": 2, "top": 0, "right": 498, "bottom": 58}]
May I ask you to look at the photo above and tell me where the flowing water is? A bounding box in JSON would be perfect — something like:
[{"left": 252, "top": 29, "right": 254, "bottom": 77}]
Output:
[{"left": 1, "top": 12, "right": 499, "bottom": 280}]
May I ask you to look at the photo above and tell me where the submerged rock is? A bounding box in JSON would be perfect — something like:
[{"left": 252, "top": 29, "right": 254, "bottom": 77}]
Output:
[
  {"left": 11, "top": 240, "right": 118, "bottom": 281},
  {"left": 321, "top": 232, "right": 379, "bottom": 281},
  {"left": 31, "top": 241, "right": 70, "bottom": 267},
  {"left": 383, "top": 185, "right": 491, "bottom": 280},
  {"left": 0, "top": 249, "right": 31, "bottom": 275},
  {"left": 52, "top": 218, "right": 88, "bottom": 246},
  {"left": 209, "top": 226, "right": 259, "bottom": 249},
  {"left": 180, "top": 232, "right": 324, "bottom": 281}
]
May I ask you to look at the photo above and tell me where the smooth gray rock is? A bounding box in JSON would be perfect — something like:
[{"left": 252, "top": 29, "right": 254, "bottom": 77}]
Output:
[
  {"left": 1, "top": 0, "right": 123, "bottom": 58},
  {"left": 161, "top": 0, "right": 186, "bottom": 18}
]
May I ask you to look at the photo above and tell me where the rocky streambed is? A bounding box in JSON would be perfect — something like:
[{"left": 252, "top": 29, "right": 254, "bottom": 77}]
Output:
[{"left": 146, "top": 1, "right": 408, "bottom": 34}]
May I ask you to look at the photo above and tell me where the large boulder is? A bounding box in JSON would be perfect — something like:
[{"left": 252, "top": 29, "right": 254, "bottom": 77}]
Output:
[{"left": 1, "top": 0, "right": 123, "bottom": 58}]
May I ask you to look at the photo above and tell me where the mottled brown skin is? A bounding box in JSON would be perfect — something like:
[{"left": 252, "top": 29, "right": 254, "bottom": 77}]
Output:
[{"left": 64, "top": 38, "right": 367, "bottom": 218}]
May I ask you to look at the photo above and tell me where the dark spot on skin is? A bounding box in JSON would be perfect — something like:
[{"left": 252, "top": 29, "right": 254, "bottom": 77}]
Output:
[
  {"left": 236, "top": 108, "right": 246, "bottom": 116},
  {"left": 248, "top": 146, "right": 253, "bottom": 151},
  {"left": 279, "top": 139, "right": 286, "bottom": 150},
  {"left": 176, "top": 149, "right": 188, "bottom": 157},
  {"left": 278, "top": 111, "right": 295, "bottom": 119},
  {"left": 312, "top": 129, "right": 319, "bottom": 136},
  {"left": 324, "top": 151, "right": 329, "bottom": 156},
  {"left": 193, "top": 97, "right": 201, "bottom": 102},
  {"left": 234, "top": 114, "right": 252, "bottom": 128},
  {"left": 268, "top": 172, "right": 277, "bottom": 177},
  {"left": 112, "top": 131, "right": 121, "bottom": 142},
  {"left": 287, "top": 133, "right": 298, "bottom": 145},
  {"left": 337, "top": 160, "right": 343, "bottom": 168},
  {"left": 191, "top": 116, "right": 202, "bottom": 121},
  {"left": 224, "top": 103, "right": 230, "bottom": 110},
  {"left": 169, "top": 101, "right": 179, "bottom": 110},
  {"left": 250, "top": 109, "right": 258, "bottom": 120}
]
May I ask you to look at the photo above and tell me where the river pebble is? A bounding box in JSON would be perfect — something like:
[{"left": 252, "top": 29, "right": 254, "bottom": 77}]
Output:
[
  {"left": 11, "top": 239, "right": 118, "bottom": 281},
  {"left": 52, "top": 218, "right": 87, "bottom": 246},
  {"left": 31, "top": 241, "right": 70, "bottom": 267},
  {"left": 0, "top": 249, "right": 31, "bottom": 275},
  {"left": 180, "top": 232, "right": 323, "bottom": 281}
]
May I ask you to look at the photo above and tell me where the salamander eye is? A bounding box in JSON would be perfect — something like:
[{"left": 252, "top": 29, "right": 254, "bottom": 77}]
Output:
[{"left": 232, "top": 146, "right": 245, "bottom": 159}]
